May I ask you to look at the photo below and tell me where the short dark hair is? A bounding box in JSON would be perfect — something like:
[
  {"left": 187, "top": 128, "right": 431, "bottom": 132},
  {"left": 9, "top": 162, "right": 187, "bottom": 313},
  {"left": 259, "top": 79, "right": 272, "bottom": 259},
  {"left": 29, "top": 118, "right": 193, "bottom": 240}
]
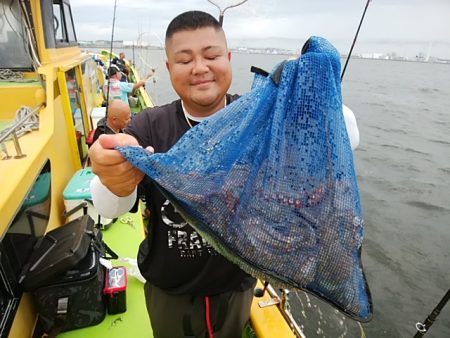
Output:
[
  {"left": 165, "top": 10, "right": 222, "bottom": 42},
  {"left": 108, "top": 64, "right": 120, "bottom": 77}
]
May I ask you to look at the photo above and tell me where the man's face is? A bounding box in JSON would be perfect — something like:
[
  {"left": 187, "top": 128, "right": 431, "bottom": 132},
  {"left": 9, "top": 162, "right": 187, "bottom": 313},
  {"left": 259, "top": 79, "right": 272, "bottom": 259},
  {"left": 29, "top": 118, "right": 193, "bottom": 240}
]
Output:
[
  {"left": 165, "top": 27, "right": 232, "bottom": 116},
  {"left": 116, "top": 110, "right": 132, "bottom": 129}
]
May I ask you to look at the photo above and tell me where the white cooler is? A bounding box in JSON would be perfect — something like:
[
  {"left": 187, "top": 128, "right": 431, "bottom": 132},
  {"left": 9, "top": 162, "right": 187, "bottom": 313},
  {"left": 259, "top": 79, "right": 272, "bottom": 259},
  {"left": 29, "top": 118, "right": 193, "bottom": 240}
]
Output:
[
  {"left": 63, "top": 167, "right": 113, "bottom": 229},
  {"left": 91, "top": 106, "right": 106, "bottom": 128}
]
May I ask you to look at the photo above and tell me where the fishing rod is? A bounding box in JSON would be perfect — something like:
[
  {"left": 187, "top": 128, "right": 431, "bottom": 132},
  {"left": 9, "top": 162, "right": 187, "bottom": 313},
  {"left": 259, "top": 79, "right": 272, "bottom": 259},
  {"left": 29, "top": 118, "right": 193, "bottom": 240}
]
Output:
[
  {"left": 341, "top": 0, "right": 372, "bottom": 81},
  {"left": 414, "top": 288, "right": 450, "bottom": 337},
  {"left": 207, "top": 0, "right": 248, "bottom": 26},
  {"left": 105, "top": 0, "right": 118, "bottom": 113}
]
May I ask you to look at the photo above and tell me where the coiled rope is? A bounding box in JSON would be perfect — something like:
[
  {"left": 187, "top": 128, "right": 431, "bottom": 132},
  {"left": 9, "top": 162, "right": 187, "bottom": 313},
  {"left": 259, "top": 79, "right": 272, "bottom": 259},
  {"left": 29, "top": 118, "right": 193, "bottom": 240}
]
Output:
[
  {"left": 0, "top": 69, "right": 24, "bottom": 81},
  {"left": 0, "top": 106, "right": 39, "bottom": 140}
]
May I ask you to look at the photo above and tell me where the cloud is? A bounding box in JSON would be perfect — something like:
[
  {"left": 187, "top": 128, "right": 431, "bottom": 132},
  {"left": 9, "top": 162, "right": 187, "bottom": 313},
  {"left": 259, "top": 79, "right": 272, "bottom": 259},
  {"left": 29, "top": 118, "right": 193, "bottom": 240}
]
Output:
[{"left": 71, "top": 0, "right": 450, "bottom": 57}]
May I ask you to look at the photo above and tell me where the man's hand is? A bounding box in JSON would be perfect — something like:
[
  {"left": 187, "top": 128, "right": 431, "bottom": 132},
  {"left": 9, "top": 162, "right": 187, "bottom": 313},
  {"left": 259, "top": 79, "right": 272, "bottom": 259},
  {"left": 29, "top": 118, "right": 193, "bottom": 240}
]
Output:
[
  {"left": 89, "top": 134, "right": 145, "bottom": 197},
  {"left": 144, "top": 69, "right": 155, "bottom": 81}
]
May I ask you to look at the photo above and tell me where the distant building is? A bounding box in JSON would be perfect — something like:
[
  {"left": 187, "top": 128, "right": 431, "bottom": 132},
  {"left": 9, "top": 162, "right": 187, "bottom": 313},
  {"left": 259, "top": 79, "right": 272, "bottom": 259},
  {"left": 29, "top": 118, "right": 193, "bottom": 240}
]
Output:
[
  {"left": 123, "top": 40, "right": 150, "bottom": 47},
  {"left": 360, "top": 53, "right": 387, "bottom": 59}
]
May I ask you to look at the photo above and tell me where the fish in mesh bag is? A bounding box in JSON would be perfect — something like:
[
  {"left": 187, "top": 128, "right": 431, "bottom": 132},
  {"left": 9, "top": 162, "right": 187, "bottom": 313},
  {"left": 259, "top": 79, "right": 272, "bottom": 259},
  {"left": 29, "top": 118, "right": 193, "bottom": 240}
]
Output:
[{"left": 118, "top": 36, "right": 372, "bottom": 321}]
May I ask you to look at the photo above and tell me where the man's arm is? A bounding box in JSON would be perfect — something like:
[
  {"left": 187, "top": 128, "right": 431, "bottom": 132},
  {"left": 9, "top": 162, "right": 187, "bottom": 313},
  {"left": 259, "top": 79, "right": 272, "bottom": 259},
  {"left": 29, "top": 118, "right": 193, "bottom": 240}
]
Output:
[
  {"left": 89, "top": 134, "right": 145, "bottom": 216},
  {"left": 89, "top": 133, "right": 144, "bottom": 196},
  {"left": 90, "top": 176, "right": 137, "bottom": 218},
  {"left": 132, "top": 80, "right": 146, "bottom": 91},
  {"left": 132, "top": 71, "right": 154, "bottom": 91}
]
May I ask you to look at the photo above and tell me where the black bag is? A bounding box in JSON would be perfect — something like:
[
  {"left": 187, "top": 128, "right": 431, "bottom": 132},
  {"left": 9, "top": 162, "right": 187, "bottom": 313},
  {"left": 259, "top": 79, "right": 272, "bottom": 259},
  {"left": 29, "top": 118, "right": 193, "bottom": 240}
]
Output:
[
  {"left": 19, "top": 215, "right": 117, "bottom": 335},
  {"left": 19, "top": 215, "right": 94, "bottom": 291},
  {"left": 33, "top": 244, "right": 106, "bottom": 334}
]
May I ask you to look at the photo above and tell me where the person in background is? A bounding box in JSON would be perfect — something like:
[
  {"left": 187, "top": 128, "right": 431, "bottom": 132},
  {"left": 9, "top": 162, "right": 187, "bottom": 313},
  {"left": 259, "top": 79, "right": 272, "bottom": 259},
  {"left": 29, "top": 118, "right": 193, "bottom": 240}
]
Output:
[
  {"left": 112, "top": 52, "right": 129, "bottom": 81},
  {"left": 90, "top": 11, "right": 257, "bottom": 338},
  {"left": 92, "top": 99, "right": 131, "bottom": 144},
  {"left": 92, "top": 53, "right": 104, "bottom": 67},
  {"left": 112, "top": 52, "right": 127, "bottom": 72},
  {"left": 103, "top": 64, "right": 146, "bottom": 106}
]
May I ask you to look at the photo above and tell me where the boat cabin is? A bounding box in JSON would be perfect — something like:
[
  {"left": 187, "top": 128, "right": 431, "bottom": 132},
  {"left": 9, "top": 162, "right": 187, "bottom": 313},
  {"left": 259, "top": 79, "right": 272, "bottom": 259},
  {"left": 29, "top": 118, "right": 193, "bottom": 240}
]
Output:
[{"left": 0, "top": 1, "right": 103, "bottom": 337}]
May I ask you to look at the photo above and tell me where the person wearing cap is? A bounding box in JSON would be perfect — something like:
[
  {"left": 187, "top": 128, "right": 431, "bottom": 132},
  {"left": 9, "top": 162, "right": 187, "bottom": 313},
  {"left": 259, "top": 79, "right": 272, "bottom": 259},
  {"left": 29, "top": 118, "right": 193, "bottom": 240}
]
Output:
[{"left": 103, "top": 64, "right": 146, "bottom": 106}]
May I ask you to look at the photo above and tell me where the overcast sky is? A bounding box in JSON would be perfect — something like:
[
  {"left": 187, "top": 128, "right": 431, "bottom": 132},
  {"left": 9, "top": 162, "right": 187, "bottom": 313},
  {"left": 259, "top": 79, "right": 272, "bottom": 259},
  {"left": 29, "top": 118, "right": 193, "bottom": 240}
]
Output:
[{"left": 71, "top": 0, "right": 450, "bottom": 58}]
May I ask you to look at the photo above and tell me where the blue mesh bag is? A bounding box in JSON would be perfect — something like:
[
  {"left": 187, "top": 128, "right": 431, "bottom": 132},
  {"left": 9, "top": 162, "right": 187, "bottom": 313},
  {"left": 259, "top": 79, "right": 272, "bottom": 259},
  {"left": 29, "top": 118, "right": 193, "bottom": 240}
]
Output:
[{"left": 118, "top": 36, "right": 372, "bottom": 321}]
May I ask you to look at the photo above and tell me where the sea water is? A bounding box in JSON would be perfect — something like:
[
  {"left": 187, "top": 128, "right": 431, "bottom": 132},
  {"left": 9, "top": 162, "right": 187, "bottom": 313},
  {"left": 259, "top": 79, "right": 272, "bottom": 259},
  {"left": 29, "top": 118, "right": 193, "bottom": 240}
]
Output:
[{"left": 94, "top": 48, "right": 450, "bottom": 338}]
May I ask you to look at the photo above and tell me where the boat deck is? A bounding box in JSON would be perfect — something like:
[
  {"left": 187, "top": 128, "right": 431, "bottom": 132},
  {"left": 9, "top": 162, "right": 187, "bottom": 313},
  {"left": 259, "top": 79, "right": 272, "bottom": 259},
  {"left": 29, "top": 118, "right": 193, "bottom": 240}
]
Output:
[
  {"left": 53, "top": 210, "right": 294, "bottom": 338},
  {"left": 58, "top": 210, "right": 154, "bottom": 338}
]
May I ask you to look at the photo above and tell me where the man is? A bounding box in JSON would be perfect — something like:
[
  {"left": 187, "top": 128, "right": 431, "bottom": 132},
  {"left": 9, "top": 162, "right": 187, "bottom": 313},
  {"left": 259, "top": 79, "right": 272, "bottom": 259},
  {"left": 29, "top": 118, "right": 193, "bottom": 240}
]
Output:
[
  {"left": 103, "top": 64, "right": 146, "bottom": 105},
  {"left": 112, "top": 52, "right": 128, "bottom": 73},
  {"left": 112, "top": 52, "right": 130, "bottom": 81},
  {"left": 92, "top": 99, "right": 132, "bottom": 144},
  {"left": 90, "top": 11, "right": 256, "bottom": 338}
]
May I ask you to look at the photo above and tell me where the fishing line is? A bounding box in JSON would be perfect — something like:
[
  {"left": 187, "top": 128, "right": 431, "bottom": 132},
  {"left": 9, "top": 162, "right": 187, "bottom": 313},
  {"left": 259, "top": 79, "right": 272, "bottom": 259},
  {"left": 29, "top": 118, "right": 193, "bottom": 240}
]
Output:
[
  {"left": 134, "top": 31, "right": 159, "bottom": 104},
  {"left": 341, "top": 0, "right": 372, "bottom": 81}
]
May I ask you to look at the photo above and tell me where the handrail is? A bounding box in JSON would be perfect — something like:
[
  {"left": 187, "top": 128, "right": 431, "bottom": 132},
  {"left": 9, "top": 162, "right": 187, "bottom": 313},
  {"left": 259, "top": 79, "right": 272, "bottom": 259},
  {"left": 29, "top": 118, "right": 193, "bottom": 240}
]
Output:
[
  {"left": 0, "top": 104, "right": 43, "bottom": 158},
  {"left": 265, "top": 284, "right": 306, "bottom": 338}
]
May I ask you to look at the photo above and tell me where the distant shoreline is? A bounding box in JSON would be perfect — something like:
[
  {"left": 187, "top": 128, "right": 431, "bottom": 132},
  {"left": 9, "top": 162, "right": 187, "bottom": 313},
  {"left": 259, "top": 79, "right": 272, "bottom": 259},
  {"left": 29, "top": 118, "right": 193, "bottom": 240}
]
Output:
[{"left": 80, "top": 44, "right": 450, "bottom": 64}]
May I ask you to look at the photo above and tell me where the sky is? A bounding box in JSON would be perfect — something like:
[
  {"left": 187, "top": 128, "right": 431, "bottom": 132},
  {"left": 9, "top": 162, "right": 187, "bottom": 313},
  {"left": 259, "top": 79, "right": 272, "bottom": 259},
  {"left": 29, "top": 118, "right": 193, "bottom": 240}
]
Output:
[{"left": 71, "top": 0, "right": 450, "bottom": 58}]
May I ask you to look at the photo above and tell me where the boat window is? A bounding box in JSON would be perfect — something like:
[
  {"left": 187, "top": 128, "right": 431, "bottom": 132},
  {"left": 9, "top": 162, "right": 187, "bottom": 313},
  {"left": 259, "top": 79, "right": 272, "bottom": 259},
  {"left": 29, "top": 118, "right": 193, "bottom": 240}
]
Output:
[
  {"left": 0, "top": 160, "right": 51, "bottom": 337},
  {"left": 42, "top": 0, "right": 77, "bottom": 48},
  {"left": 52, "top": 2, "right": 64, "bottom": 41},
  {"left": 67, "top": 68, "right": 81, "bottom": 114},
  {"left": 0, "top": 0, "right": 33, "bottom": 69},
  {"left": 82, "top": 59, "right": 103, "bottom": 114},
  {"left": 65, "top": 68, "right": 88, "bottom": 163},
  {"left": 52, "top": 0, "right": 77, "bottom": 45},
  {"left": 62, "top": 2, "right": 76, "bottom": 42}
]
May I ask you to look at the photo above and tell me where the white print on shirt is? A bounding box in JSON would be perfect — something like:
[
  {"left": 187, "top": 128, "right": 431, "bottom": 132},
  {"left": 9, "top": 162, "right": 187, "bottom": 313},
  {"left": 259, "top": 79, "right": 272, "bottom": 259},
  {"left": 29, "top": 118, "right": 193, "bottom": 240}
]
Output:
[
  {"left": 103, "top": 81, "right": 122, "bottom": 100},
  {"left": 161, "top": 200, "right": 216, "bottom": 258}
]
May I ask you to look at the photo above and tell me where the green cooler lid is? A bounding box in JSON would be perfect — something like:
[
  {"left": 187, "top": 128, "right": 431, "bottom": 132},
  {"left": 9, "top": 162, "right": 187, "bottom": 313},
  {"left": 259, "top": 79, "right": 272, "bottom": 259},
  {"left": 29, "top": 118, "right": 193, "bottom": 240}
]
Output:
[{"left": 63, "top": 167, "right": 96, "bottom": 200}]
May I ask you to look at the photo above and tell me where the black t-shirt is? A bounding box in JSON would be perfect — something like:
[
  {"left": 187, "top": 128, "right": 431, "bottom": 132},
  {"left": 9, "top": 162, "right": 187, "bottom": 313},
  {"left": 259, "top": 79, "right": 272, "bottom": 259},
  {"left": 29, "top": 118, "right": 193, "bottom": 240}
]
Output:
[
  {"left": 126, "top": 95, "right": 256, "bottom": 296},
  {"left": 92, "top": 117, "right": 119, "bottom": 144},
  {"left": 112, "top": 57, "right": 126, "bottom": 72}
]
